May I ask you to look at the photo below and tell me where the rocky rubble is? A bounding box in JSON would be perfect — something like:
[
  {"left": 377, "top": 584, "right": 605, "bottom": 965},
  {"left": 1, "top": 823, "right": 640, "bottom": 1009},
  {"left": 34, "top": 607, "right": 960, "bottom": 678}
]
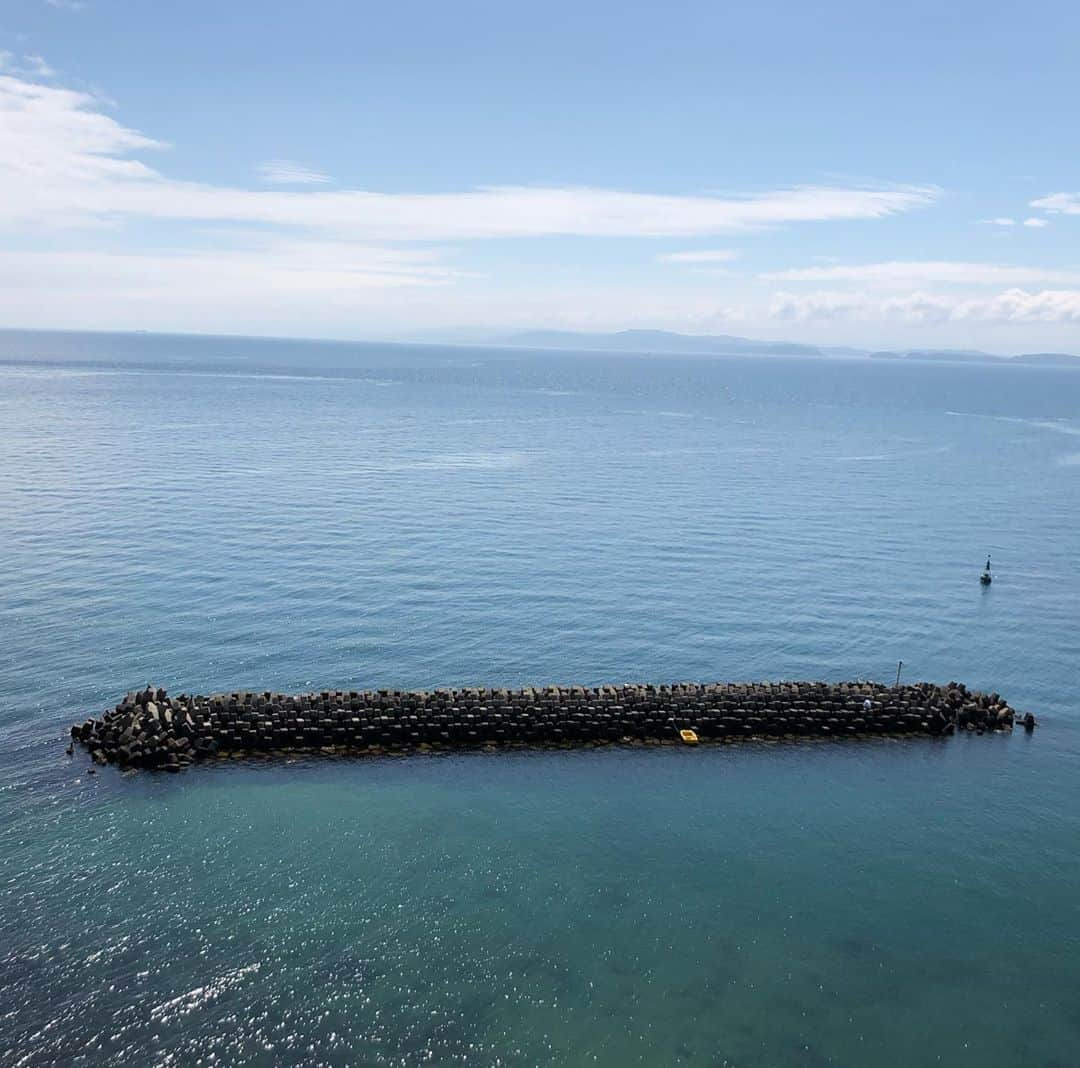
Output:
[{"left": 69, "top": 680, "right": 1032, "bottom": 773}]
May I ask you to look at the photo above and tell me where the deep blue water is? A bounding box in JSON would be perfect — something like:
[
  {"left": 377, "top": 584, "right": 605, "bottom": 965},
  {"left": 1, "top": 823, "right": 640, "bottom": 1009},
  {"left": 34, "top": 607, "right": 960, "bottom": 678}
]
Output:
[{"left": 1, "top": 330, "right": 1078, "bottom": 1066}]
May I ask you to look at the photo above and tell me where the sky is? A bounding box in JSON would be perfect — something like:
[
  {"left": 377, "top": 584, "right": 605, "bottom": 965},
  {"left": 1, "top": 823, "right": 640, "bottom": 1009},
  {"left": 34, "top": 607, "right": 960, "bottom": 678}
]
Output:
[{"left": 1, "top": 0, "right": 1080, "bottom": 351}]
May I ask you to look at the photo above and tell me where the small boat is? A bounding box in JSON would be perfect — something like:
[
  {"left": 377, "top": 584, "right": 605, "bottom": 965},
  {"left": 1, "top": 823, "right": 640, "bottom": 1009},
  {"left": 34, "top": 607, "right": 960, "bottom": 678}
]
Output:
[{"left": 679, "top": 729, "right": 699, "bottom": 745}]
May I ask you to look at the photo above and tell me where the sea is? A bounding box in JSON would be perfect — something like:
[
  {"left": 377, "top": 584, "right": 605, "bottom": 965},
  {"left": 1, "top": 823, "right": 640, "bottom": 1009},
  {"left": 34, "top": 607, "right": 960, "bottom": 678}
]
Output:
[{"left": 0, "top": 329, "right": 1077, "bottom": 1067}]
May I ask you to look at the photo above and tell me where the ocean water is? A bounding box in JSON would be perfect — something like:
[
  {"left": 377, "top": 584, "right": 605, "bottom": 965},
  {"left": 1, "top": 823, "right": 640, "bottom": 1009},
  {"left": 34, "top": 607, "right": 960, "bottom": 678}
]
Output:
[{"left": 0, "top": 330, "right": 1078, "bottom": 1066}]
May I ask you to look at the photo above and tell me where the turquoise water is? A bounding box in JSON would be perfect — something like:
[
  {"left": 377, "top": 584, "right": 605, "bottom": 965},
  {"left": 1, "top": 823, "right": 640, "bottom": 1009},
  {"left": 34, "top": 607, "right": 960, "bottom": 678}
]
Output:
[{"left": 1, "top": 331, "right": 1078, "bottom": 1065}]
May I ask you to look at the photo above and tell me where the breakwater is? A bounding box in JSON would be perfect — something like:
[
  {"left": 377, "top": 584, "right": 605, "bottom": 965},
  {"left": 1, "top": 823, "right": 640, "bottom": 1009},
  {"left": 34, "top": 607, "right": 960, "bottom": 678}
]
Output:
[{"left": 70, "top": 680, "right": 1033, "bottom": 772}]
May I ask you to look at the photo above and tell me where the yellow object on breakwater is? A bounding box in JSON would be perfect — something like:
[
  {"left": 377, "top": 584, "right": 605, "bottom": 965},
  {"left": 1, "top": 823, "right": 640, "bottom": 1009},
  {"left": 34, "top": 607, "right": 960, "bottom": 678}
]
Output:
[{"left": 679, "top": 729, "right": 699, "bottom": 745}]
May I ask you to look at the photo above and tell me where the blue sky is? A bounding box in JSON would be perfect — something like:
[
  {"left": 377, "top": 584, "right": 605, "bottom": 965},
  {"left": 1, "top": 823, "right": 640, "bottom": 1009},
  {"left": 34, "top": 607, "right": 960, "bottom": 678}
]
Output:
[{"left": 2, "top": 0, "right": 1079, "bottom": 350}]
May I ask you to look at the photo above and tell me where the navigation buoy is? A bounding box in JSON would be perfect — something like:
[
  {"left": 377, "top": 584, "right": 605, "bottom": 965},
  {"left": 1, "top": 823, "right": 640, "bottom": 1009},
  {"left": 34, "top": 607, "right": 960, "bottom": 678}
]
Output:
[{"left": 980, "top": 555, "right": 993, "bottom": 585}]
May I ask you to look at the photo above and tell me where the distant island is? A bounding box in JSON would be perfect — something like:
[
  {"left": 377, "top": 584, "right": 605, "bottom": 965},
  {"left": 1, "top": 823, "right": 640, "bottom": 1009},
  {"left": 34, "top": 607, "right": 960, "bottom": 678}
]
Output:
[
  {"left": 500, "top": 328, "right": 833, "bottom": 358},
  {"left": 867, "top": 348, "right": 1080, "bottom": 367},
  {"left": 495, "top": 328, "right": 1080, "bottom": 366}
]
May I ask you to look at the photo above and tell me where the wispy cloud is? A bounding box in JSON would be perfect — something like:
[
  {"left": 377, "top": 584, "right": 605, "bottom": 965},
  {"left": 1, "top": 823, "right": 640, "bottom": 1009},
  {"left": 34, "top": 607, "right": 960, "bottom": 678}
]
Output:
[
  {"left": 257, "top": 159, "right": 331, "bottom": 185},
  {"left": 0, "top": 72, "right": 937, "bottom": 240},
  {"left": 657, "top": 249, "right": 740, "bottom": 263},
  {"left": 44, "top": 0, "right": 86, "bottom": 10},
  {"left": 1030, "top": 192, "right": 1080, "bottom": 215},
  {"left": 1, "top": 241, "right": 462, "bottom": 291},
  {"left": 770, "top": 288, "right": 1080, "bottom": 324},
  {"left": 0, "top": 248, "right": 740, "bottom": 335},
  {"left": 0, "top": 241, "right": 471, "bottom": 336},
  {"left": 1023, "top": 217, "right": 1049, "bottom": 228},
  {"left": 30, "top": 67, "right": 1080, "bottom": 344},
  {"left": 762, "top": 261, "right": 1080, "bottom": 287},
  {"left": 978, "top": 217, "right": 1016, "bottom": 226},
  {"left": 23, "top": 55, "right": 56, "bottom": 77},
  {"left": 0, "top": 53, "right": 57, "bottom": 78}
]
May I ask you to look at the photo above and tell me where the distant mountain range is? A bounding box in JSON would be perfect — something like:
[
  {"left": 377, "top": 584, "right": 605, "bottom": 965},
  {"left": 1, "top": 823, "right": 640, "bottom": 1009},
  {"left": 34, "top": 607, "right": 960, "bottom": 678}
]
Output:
[{"left": 495, "top": 329, "right": 1080, "bottom": 366}]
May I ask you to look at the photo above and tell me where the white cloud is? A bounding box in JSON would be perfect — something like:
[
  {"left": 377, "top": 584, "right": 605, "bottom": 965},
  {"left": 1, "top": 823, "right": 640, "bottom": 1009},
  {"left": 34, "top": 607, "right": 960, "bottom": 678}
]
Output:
[
  {"left": 1030, "top": 192, "right": 1080, "bottom": 215},
  {"left": 0, "top": 247, "right": 742, "bottom": 335},
  {"left": 769, "top": 287, "right": 1080, "bottom": 324},
  {"left": 770, "top": 290, "right": 949, "bottom": 324},
  {"left": 0, "top": 73, "right": 161, "bottom": 183},
  {"left": 0, "top": 241, "right": 473, "bottom": 337},
  {"left": 0, "top": 72, "right": 936, "bottom": 240},
  {"left": 30, "top": 68, "right": 1080, "bottom": 346},
  {"left": 962, "top": 288, "right": 1080, "bottom": 322},
  {"left": 0, "top": 242, "right": 460, "bottom": 292},
  {"left": 7, "top": 241, "right": 1080, "bottom": 338},
  {"left": 257, "top": 159, "right": 331, "bottom": 185},
  {"left": 44, "top": 0, "right": 86, "bottom": 10},
  {"left": 1023, "top": 217, "right": 1048, "bottom": 228},
  {"left": 979, "top": 217, "right": 1016, "bottom": 226},
  {"left": 657, "top": 249, "right": 740, "bottom": 263},
  {"left": 761, "top": 261, "right": 1080, "bottom": 287}
]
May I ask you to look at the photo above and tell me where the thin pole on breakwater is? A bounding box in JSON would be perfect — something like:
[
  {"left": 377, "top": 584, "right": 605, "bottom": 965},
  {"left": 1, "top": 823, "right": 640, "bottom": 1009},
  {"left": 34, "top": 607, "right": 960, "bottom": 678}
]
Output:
[{"left": 895, "top": 660, "right": 903, "bottom": 687}]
